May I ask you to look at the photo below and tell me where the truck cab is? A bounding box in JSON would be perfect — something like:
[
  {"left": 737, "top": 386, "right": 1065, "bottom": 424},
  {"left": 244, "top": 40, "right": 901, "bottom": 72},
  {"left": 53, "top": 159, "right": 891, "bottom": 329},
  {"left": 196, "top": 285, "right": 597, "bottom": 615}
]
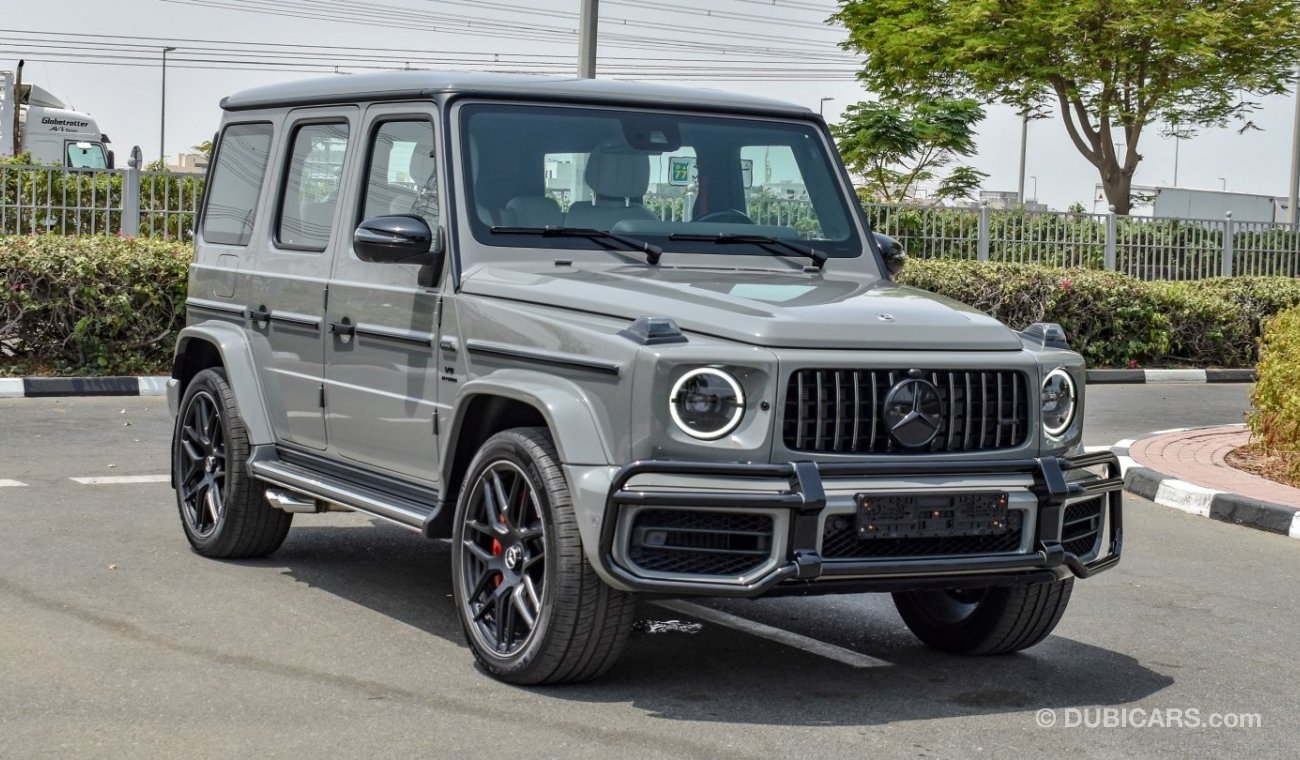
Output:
[{"left": 2, "top": 70, "right": 113, "bottom": 168}]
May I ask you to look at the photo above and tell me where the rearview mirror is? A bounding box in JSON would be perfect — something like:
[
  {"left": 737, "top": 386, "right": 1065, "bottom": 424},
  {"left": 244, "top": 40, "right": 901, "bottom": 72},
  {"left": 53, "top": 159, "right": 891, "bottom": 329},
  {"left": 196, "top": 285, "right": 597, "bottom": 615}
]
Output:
[
  {"left": 353, "top": 215, "right": 443, "bottom": 267},
  {"left": 873, "top": 232, "right": 907, "bottom": 277}
]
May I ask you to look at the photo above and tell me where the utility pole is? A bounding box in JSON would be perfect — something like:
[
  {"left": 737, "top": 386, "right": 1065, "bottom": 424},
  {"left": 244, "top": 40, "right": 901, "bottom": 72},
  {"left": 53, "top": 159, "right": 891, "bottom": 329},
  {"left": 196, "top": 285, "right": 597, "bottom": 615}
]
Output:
[
  {"left": 160, "top": 46, "right": 176, "bottom": 165},
  {"left": 1289, "top": 70, "right": 1300, "bottom": 225},
  {"left": 1017, "top": 113, "right": 1028, "bottom": 205},
  {"left": 578, "top": 0, "right": 598, "bottom": 79}
]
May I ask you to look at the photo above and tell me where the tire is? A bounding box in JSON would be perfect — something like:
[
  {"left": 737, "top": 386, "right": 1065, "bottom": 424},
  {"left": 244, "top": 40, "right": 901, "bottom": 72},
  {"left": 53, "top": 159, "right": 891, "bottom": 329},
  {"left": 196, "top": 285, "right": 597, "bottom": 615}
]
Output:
[
  {"left": 173, "top": 367, "right": 292, "bottom": 558},
  {"left": 892, "top": 577, "right": 1074, "bottom": 655},
  {"left": 450, "top": 427, "right": 636, "bottom": 684}
]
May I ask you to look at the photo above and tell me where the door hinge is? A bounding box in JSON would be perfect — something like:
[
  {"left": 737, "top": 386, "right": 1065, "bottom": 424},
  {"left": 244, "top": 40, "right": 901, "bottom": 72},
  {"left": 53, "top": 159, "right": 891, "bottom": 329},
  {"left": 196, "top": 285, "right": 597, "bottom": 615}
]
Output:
[
  {"left": 319, "top": 384, "right": 326, "bottom": 408},
  {"left": 432, "top": 410, "right": 439, "bottom": 435}
]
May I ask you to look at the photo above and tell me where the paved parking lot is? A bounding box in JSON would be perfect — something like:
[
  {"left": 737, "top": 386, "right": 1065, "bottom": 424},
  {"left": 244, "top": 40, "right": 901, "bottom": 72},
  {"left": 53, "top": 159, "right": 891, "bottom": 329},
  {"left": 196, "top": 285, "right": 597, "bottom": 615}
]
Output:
[{"left": 1, "top": 384, "right": 1296, "bottom": 758}]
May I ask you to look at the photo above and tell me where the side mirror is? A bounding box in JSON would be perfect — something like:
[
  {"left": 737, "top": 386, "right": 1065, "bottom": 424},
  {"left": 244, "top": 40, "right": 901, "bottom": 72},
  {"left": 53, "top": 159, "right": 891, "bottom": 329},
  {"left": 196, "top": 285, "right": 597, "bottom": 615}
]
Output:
[
  {"left": 353, "top": 215, "right": 443, "bottom": 267},
  {"left": 106, "top": 150, "right": 116, "bottom": 170},
  {"left": 873, "top": 231, "right": 907, "bottom": 277}
]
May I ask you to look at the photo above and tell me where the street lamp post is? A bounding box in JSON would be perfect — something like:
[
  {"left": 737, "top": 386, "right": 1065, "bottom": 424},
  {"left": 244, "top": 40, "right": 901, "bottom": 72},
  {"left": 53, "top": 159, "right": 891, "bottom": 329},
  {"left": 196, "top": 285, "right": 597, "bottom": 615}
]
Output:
[
  {"left": 160, "top": 46, "right": 176, "bottom": 165},
  {"left": 818, "top": 97, "right": 835, "bottom": 117},
  {"left": 1219, "top": 177, "right": 1227, "bottom": 192}
]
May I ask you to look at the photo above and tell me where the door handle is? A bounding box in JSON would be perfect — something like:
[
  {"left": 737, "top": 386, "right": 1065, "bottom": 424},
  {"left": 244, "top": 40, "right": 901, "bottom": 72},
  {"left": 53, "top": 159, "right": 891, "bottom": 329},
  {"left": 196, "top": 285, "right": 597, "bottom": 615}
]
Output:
[{"left": 329, "top": 320, "right": 356, "bottom": 340}]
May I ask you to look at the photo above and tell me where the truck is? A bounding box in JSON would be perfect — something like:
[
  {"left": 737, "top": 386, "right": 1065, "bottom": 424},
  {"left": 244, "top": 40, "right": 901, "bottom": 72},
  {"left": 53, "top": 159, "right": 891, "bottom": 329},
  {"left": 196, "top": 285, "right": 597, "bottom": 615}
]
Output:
[{"left": 1, "top": 60, "right": 114, "bottom": 169}]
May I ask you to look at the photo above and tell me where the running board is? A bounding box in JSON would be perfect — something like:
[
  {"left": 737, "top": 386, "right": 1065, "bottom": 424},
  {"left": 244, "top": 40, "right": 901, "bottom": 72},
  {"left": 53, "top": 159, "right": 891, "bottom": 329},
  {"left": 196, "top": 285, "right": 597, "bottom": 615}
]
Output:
[{"left": 251, "top": 459, "right": 435, "bottom": 531}]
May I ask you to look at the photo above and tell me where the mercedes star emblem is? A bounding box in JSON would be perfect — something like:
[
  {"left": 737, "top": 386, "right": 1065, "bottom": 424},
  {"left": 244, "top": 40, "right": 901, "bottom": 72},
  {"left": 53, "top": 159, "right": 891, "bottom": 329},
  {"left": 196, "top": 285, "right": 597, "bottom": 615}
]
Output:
[{"left": 882, "top": 376, "right": 943, "bottom": 448}]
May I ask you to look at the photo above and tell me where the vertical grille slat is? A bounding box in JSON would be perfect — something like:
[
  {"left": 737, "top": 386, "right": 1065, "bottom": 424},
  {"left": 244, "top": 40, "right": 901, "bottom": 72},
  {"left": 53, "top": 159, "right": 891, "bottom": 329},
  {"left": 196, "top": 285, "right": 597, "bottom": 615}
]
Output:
[{"left": 784, "top": 368, "right": 1029, "bottom": 454}]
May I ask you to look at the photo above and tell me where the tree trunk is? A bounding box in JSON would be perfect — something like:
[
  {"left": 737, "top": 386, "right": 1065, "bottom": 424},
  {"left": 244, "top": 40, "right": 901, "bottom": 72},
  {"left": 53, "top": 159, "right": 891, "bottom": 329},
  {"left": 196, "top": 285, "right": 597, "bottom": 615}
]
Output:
[{"left": 1101, "top": 167, "right": 1134, "bottom": 215}]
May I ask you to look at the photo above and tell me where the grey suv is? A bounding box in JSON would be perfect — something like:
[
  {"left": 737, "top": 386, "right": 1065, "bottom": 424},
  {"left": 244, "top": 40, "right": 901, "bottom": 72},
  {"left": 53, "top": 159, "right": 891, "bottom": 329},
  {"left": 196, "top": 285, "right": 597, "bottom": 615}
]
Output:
[{"left": 168, "top": 72, "right": 1123, "bottom": 684}]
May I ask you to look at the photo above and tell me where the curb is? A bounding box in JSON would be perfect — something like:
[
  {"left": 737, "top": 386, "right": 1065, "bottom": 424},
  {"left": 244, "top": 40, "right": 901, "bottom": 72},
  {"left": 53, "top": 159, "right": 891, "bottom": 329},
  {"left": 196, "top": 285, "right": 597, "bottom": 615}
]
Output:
[
  {"left": 1114, "top": 434, "right": 1300, "bottom": 541},
  {"left": 1086, "top": 368, "right": 1255, "bottom": 384},
  {"left": 0, "top": 376, "right": 168, "bottom": 399}
]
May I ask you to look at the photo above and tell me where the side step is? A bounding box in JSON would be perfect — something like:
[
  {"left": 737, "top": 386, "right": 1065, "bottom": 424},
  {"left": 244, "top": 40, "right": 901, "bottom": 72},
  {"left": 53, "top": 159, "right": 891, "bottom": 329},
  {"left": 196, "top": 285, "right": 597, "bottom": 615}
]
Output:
[{"left": 251, "top": 459, "right": 436, "bottom": 531}]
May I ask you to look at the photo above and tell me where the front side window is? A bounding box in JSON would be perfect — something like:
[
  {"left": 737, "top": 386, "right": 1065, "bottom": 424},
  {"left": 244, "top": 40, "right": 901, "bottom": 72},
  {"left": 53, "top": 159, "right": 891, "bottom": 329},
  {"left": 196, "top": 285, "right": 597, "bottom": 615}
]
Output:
[
  {"left": 461, "top": 103, "right": 860, "bottom": 260},
  {"left": 360, "top": 119, "right": 438, "bottom": 230},
  {"left": 65, "top": 142, "right": 107, "bottom": 169},
  {"left": 201, "top": 122, "right": 273, "bottom": 246},
  {"left": 277, "top": 122, "right": 350, "bottom": 251}
]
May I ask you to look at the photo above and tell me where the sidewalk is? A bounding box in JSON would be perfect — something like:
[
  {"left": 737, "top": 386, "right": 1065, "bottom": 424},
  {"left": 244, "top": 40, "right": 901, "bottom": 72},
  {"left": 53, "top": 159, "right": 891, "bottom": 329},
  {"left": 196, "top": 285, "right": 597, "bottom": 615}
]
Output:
[{"left": 1124, "top": 425, "right": 1300, "bottom": 540}]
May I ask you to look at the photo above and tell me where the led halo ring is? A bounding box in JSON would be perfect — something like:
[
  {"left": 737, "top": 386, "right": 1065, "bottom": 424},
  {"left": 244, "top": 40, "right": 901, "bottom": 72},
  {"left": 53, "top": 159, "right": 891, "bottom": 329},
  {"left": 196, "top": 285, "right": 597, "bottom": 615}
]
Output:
[
  {"left": 1040, "top": 368, "right": 1077, "bottom": 438},
  {"left": 668, "top": 367, "right": 746, "bottom": 441}
]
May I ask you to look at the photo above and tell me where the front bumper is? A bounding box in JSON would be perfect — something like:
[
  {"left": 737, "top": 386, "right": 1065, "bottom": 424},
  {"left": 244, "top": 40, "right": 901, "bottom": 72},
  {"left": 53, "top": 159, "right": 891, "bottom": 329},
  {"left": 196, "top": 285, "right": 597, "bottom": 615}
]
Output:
[{"left": 594, "top": 451, "right": 1123, "bottom": 597}]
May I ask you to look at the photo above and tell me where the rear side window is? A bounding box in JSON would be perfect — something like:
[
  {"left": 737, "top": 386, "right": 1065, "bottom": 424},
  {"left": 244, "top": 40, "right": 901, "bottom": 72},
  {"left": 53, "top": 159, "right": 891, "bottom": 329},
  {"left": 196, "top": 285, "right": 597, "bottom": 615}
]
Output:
[
  {"left": 201, "top": 123, "right": 273, "bottom": 246},
  {"left": 277, "top": 122, "right": 350, "bottom": 251}
]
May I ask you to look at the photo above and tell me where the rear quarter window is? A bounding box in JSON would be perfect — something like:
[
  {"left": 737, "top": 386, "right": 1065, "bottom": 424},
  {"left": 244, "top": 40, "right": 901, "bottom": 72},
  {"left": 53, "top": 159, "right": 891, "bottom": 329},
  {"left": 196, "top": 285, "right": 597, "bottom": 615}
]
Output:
[{"left": 201, "top": 122, "right": 274, "bottom": 246}]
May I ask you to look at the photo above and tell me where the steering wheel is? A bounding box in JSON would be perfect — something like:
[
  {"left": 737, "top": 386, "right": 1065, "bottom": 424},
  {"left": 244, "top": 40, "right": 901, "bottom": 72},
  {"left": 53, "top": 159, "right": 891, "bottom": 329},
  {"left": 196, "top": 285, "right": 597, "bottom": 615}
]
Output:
[{"left": 693, "top": 209, "right": 754, "bottom": 224}]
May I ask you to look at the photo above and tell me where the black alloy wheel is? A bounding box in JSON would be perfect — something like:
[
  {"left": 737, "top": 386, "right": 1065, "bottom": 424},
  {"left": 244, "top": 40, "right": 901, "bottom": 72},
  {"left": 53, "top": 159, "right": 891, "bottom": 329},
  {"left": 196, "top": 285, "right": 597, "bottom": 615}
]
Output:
[{"left": 459, "top": 460, "right": 547, "bottom": 657}]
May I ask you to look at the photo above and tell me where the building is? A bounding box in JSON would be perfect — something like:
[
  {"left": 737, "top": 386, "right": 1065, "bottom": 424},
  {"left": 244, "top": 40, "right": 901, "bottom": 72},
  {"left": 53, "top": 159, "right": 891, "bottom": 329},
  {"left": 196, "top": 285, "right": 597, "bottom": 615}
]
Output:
[{"left": 167, "top": 152, "right": 209, "bottom": 175}]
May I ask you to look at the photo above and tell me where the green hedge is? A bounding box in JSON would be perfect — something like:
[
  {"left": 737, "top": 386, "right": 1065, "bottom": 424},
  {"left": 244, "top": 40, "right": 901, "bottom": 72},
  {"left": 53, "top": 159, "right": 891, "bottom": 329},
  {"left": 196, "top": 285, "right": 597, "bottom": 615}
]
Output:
[
  {"left": 897, "top": 259, "right": 1300, "bottom": 368},
  {"left": 1248, "top": 306, "right": 1300, "bottom": 480},
  {"left": 0, "top": 235, "right": 190, "bottom": 376},
  {"left": 3, "top": 235, "right": 1299, "bottom": 376}
]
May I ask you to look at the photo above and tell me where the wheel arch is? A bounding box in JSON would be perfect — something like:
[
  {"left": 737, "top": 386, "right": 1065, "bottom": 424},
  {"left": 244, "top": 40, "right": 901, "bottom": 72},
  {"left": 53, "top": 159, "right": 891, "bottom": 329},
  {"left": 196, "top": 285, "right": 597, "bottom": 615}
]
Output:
[
  {"left": 172, "top": 323, "right": 275, "bottom": 446},
  {"left": 434, "top": 371, "right": 614, "bottom": 533}
]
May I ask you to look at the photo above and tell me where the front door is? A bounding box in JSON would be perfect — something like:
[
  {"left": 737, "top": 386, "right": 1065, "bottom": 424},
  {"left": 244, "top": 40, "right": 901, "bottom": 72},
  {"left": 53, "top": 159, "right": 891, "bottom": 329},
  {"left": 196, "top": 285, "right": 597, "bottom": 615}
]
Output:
[{"left": 323, "top": 104, "right": 443, "bottom": 484}]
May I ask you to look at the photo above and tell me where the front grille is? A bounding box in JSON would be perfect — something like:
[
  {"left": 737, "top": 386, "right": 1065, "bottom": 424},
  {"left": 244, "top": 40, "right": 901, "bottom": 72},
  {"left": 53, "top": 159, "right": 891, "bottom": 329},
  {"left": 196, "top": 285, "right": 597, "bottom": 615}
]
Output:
[
  {"left": 783, "top": 369, "right": 1030, "bottom": 454},
  {"left": 821, "top": 510, "right": 1024, "bottom": 559},
  {"left": 627, "top": 509, "right": 774, "bottom": 577},
  {"left": 1062, "top": 497, "right": 1104, "bottom": 556}
]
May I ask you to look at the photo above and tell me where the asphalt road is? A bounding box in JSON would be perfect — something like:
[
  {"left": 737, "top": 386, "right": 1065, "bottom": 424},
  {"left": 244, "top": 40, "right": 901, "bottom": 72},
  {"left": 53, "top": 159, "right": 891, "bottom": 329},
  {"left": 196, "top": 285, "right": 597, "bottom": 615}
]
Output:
[{"left": 1, "top": 384, "right": 1295, "bottom": 759}]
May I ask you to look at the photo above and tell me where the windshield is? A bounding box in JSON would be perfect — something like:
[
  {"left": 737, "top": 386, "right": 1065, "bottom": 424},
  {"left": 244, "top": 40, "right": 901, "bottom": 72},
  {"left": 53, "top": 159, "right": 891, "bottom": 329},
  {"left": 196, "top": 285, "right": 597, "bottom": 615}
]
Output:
[
  {"left": 460, "top": 103, "right": 862, "bottom": 260},
  {"left": 66, "top": 142, "right": 108, "bottom": 169}
]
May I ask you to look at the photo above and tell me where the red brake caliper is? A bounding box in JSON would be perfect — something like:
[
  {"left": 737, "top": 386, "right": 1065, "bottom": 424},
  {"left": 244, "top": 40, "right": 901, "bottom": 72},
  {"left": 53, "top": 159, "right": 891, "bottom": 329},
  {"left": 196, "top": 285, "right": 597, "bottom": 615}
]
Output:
[{"left": 491, "top": 538, "right": 504, "bottom": 587}]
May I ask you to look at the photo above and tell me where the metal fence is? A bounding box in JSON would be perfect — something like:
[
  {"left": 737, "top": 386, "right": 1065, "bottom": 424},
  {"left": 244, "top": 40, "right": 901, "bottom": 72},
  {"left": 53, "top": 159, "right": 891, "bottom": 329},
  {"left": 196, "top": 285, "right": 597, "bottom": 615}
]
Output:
[
  {"left": 864, "top": 203, "right": 1300, "bottom": 280},
  {"left": 0, "top": 164, "right": 201, "bottom": 239},
  {"left": 4, "top": 162, "right": 1299, "bottom": 280}
]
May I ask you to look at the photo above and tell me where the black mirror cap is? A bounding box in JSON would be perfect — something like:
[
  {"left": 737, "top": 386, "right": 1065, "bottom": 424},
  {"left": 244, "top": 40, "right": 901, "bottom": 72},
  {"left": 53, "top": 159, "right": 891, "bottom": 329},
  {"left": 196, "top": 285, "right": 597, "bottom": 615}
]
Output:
[
  {"left": 106, "top": 150, "right": 116, "bottom": 170},
  {"left": 354, "top": 215, "right": 440, "bottom": 264},
  {"left": 1021, "top": 322, "right": 1071, "bottom": 350},
  {"left": 872, "top": 231, "right": 907, "bottom": 276}
]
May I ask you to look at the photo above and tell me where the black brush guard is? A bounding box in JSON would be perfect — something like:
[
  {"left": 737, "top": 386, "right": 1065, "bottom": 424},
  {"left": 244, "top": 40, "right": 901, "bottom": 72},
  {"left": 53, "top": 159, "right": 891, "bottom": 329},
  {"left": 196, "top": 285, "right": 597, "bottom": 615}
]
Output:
[{"left": 598, "top": 451, "right": 1124, "bottom": 596}]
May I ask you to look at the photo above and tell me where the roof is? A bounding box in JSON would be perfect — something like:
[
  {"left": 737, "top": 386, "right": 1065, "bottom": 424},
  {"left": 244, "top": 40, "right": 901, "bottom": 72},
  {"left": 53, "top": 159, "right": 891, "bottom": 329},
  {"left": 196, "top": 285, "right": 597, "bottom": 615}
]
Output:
[{"left": 220, "top": 70, "right": 812, "bottom": 116}]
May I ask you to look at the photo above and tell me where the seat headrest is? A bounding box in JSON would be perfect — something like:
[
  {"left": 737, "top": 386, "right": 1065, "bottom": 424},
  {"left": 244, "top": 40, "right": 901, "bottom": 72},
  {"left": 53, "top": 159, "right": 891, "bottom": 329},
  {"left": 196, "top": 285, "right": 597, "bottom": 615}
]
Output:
[
  {"left": 410, "top": 142, "right": 435, "bottom": 184},
  {"left": 584, "top": 141, "right": 650, "bottom": 200}
]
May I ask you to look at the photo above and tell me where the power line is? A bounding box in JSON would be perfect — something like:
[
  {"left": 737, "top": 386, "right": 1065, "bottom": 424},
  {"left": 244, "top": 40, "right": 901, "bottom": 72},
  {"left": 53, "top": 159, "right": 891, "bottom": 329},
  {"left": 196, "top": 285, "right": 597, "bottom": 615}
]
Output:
[{"left": 158, "top": 0, "right": 856, "bottom": 61}]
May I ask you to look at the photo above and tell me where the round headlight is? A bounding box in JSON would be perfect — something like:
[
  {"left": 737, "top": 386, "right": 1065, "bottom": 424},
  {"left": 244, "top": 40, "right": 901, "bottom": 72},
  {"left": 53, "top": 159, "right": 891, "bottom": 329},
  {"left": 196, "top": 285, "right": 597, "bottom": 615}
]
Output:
[
  {"left": 669, "top": 368, "right": 745, "bottom": 440},
  {"left": 1041, "top": 368, "right": 1077, "bottom": 437}
]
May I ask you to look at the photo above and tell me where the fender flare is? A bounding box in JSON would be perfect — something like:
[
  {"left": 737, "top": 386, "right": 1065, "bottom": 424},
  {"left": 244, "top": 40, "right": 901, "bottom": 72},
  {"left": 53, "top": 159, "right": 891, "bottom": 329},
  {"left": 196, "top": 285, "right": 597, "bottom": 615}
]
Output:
[
  {"left": 441, "top": 369, "right": 615, "bottom": 481},
  {"left": 173, "top": 322, "right": 276, "bottom": 446}
]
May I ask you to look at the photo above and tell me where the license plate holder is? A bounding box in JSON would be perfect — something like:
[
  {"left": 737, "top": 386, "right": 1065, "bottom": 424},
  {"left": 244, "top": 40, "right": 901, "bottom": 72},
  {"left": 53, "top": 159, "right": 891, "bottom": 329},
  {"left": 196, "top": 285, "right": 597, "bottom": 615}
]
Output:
[{"left": 855, "top": 491, "right": 1010, "bottom": 539}]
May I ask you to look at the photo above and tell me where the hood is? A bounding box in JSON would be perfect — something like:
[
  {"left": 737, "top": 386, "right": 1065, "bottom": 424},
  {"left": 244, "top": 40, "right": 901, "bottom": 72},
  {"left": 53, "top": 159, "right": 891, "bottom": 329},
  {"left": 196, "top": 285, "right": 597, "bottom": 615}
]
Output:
[{"left": 460, "top": 264, "right": 1024, "bottom": 351}]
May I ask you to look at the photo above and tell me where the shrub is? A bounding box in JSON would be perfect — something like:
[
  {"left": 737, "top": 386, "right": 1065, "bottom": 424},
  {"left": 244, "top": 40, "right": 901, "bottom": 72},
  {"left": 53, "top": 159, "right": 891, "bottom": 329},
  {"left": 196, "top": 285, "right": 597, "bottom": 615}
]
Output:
[
  {"left": 1248, "top": 306, "right": 1300, "bottom": 481},
  {"left": 0, "top": 234, "right": 191, "bottom": 376},
  {"left": 896, "top": 260, "right": 1169, "bottom": 367}
]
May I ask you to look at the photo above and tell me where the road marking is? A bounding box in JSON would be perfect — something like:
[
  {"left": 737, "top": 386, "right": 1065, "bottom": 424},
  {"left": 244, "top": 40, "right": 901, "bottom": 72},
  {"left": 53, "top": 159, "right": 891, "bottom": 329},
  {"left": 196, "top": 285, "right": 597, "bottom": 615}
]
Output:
[
  {"left": 70, "top": 475, "right": 171, "bottom": 485},
  {"left": 656, "top": 600, "right": 890, "bottom": 669},
  {"left": 0, "top": 479, "right": 28, "bottom": 487},
  {"left": 1117, "top": 455, "right": 1137, "bottom": 476},
  {"left": 1291, "top": 513, "right": 1300, "bottom": 541},
  {"left": 1145, "top": 369, "right": 1207, "bottom": 384},
  {"left": 0, "top": 379, "right": 23, "bottom": 398},
  {"left": 1114, "top": 438, "right": 1136, "bottom": 449}
]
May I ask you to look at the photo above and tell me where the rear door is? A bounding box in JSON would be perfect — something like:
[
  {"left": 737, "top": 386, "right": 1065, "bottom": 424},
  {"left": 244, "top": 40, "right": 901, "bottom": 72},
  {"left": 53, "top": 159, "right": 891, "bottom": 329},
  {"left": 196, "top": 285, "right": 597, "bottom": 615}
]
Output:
[
  {"left": 322, "top": 103, "right": 443, "bottom": 483},
  {"left": 247, "top": 106, "right": 357, "bottom": 450}
]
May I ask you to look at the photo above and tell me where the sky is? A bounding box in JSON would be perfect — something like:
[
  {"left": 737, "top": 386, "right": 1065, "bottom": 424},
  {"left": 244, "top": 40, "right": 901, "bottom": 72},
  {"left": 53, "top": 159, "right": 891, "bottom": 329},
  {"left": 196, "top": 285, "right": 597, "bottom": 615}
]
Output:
[{"left": 6, "top": 0, "right": 1299, "bottom": 212}]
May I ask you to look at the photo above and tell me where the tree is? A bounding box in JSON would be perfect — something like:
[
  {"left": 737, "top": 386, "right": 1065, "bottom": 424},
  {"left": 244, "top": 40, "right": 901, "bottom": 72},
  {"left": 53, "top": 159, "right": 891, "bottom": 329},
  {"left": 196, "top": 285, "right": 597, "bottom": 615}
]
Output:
[
  {"left": 833, "top": 0, "right": 1300, "bottom": 214},
  {"left": 831, "top": 98, "right": 988, "bottom": 202},
  {"left": 192, "top": 140, "right": 213, "bottom": 159}
]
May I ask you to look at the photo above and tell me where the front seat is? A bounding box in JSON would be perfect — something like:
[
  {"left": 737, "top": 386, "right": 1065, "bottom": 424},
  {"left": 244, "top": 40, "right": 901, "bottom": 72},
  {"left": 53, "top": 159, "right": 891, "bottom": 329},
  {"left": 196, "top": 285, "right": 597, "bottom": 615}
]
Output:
[{"left": 564, "top": 142, "right": 658, "bottom": 230}]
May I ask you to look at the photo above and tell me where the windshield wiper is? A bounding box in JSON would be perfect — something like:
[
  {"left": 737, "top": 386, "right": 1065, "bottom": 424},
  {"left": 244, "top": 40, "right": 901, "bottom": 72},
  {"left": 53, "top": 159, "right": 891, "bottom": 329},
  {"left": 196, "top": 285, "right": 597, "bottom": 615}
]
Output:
[
  {"left": 491, "top": 226, "right": 662, "bottom": 265},
  {"left": 668, "top": 233, "right": 828, "bottom": 269}
]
